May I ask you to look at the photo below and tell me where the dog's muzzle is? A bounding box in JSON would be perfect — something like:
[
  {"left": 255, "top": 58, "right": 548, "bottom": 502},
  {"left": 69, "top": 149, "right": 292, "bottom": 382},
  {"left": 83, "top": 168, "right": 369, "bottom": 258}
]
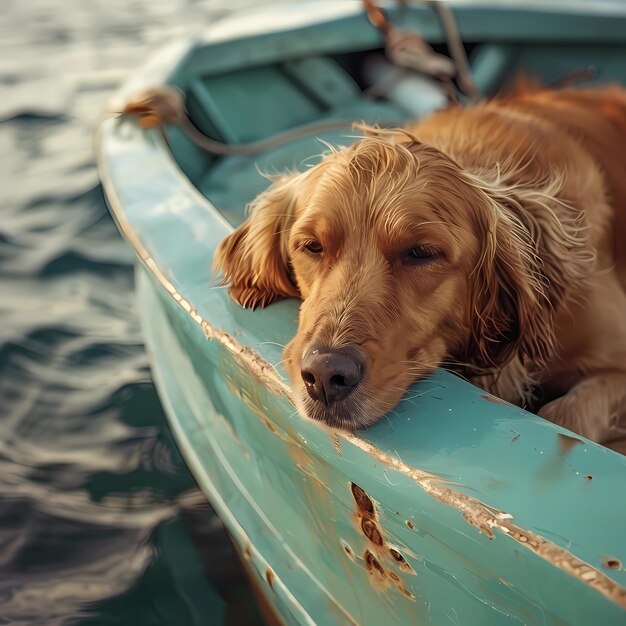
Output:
[{"left": 300, "top": 345, "right": 365, "bottom": 406}]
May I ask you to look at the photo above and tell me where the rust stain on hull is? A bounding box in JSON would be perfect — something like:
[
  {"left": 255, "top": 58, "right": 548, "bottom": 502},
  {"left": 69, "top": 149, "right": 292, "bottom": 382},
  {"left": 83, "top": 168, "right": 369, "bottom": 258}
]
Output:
[
  {"left": 342, "top": 541, "right": 357, "bottom": 562},
  {"left": 344, "top": 435, "right": 626, "bottom": 609},
  {"left": 265, "top": 567, "right": 276, "bottom": 590},
  {"left": 389, "top": 547, "right": 416, "bottom": 574},
  {"left": 361, "top": 547, "right": 416, "bottom": 600},
  {"left": 557, "top": 432, "right": 584, "bottom": 455},
  {"left": 603, "top": 558, "right": 622, "bottom": 571},
  {"left": 350, "top": 482, "right": 417, "bottom": 600}
]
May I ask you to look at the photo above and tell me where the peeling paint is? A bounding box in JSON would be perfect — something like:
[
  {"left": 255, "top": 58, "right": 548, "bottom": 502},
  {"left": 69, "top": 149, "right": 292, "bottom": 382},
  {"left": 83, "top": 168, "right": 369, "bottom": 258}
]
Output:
[
  {"left": 362, "top": 549, "right": 416, "bottom": 600},
  {"left": 202, "top": 322, "right": 289, "bottom": 397},
  {"left": 341, "top": 541, "right": 357, "bottom": 562},
  {"left": 329, "top": 430, "right": 342, "bottom": 455},
  {"left": 481, "top": 393, "right": 514, "bottom": 407},
  {"left": 351, "top": 483, "right": 376, "bottom": 518},
  {"left": 350, "top": 482, "right": 385, "bottom": 550},
  {"left": 362, "top": 517, "right": 384, "bottom": 546},
  {"left": 389, "top": 547, "right": 416, "bottom": 574},
  {"left": 350, "top": 483, "right": 417, "bottom": 601},
  {"left": 398, "top": 586, "right": 416, "bottom": 600},
  {"left": 364, "top": 549, "right": 385, "bottom": 576}
]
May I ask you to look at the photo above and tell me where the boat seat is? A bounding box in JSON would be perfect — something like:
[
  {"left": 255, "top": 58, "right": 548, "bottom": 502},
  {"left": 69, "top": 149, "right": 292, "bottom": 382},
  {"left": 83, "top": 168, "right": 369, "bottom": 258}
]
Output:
[
  {"left": 187, "top": 56, "right": 363, "bottom": 144},
  {"left": 190, "top": 55, "right": 412, "bottom": 226}
]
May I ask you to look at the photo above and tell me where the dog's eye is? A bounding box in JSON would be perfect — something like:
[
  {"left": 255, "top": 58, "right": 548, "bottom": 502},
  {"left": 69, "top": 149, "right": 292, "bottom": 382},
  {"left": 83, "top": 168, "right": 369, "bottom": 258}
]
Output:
[
  {"left": 402, "top": 245, "right": 441, "bottom": 265},
  {"left": 304, "top": 240, "right": 323, "bottom": 254}
]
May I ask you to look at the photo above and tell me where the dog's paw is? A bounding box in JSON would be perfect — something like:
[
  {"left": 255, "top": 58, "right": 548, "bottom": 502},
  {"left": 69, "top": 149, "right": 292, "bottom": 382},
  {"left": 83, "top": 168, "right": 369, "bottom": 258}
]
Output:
[
  {"left": 538, "top": 396, "right": 592, "bottom": 439},
  {"left": 537, "top": 381, "right": 618, "bottom": 443}
]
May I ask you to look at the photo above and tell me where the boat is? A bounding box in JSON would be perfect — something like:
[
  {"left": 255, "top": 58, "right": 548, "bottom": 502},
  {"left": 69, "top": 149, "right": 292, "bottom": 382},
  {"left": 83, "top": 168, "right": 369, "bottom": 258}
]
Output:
[{"left": 96, "top": 2, "right": 626, "bottom": 624}]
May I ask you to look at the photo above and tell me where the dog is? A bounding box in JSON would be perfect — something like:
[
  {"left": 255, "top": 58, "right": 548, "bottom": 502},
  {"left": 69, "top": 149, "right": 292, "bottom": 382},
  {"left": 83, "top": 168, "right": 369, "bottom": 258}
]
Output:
[{"left": 214, "top": 84, "right": 626, "bottom": 445}]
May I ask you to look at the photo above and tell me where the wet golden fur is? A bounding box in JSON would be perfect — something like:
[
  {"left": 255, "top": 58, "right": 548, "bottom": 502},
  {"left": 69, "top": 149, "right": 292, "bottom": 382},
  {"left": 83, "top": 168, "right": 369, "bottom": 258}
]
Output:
[{"left": 214, "top": 85, "right": 626, "bottom": 445}]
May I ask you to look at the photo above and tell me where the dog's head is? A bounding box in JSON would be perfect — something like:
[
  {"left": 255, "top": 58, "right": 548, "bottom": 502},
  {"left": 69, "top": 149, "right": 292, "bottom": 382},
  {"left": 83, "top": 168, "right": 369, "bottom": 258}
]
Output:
[{"left": 214, "top": 128, "right": 557, "bottom": 429}]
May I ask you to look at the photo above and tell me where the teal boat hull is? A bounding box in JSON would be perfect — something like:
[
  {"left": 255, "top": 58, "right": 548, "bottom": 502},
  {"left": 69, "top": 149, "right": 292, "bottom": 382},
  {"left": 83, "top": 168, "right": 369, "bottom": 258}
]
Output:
[{"left": 97, "top": 2, "right": 626, "bottom": 624}]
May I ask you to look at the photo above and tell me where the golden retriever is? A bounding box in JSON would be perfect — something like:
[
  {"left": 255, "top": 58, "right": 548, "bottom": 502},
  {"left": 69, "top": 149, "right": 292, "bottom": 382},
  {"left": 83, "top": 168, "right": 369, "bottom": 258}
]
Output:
[{"left": 214, "top": 85, "right": 626, "bottom": 445}]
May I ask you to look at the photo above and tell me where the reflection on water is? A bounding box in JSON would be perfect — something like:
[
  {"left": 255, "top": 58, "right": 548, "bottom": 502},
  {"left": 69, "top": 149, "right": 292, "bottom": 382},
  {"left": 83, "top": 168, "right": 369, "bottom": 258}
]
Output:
[{"left": 0, "top": 1, "right": 268, "bottom": 623}]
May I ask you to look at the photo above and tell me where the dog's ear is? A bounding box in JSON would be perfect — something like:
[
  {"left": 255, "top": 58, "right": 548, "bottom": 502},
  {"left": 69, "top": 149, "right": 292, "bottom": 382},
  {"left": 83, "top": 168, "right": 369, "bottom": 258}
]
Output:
[
  {"left": 465, "top": 184, "right": 561, "bottom": 373},
  {"left": 213, "top": 175, "right": 300, "bottom": 309}
]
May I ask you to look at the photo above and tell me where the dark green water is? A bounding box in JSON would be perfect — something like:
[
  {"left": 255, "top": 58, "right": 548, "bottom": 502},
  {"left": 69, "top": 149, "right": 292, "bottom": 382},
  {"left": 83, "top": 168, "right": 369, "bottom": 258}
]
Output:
[{"left": 1, "top": 1, "right": 266, "bottom": 624}]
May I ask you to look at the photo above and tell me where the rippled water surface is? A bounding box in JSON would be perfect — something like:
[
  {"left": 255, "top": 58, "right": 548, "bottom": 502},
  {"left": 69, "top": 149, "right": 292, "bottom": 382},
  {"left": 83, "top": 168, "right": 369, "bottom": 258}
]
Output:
[{"left": 1, "top": 1, "right": 269, "bottom": 623}]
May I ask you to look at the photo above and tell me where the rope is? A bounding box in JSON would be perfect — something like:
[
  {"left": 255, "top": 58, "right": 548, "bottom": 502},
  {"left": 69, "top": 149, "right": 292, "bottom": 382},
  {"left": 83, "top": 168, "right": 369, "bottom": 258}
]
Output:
[
  {"left": 426, "top": 1, "right": 480, "bottom": 101},
  {"left": 119, "top": 86, "right": 360, "bottom": 155},
  {"left": 364, "top": 0, "right": 480, "bottom": 103}
]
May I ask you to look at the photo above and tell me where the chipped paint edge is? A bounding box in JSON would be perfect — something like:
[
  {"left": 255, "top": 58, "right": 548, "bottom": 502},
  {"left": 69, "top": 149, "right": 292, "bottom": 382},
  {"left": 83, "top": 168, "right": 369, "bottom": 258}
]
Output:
[
  {"left": 95, "top": 118, "right": 626, "bottom": 611},
  {"left": 344, "top": 436, "right": 626, "bottom": 608}
]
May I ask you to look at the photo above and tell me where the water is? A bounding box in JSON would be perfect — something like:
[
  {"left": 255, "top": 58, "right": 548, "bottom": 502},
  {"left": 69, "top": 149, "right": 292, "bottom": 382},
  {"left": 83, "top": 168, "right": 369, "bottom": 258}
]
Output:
[{"left": 1, "top": 1, "right": 270, "bottom": 623}]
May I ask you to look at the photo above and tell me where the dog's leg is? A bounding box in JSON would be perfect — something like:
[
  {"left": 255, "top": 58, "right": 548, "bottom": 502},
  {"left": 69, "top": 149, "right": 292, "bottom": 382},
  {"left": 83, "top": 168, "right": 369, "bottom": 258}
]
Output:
[{"left": 537, "top": 371, "right": 626, "bottom": 443}]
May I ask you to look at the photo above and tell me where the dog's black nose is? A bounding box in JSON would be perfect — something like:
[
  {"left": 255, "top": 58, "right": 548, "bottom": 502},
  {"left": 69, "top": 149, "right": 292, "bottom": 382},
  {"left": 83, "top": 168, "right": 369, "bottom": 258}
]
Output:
[{"left": 301, "top": 347, "right": 364, "bottom": 405}]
